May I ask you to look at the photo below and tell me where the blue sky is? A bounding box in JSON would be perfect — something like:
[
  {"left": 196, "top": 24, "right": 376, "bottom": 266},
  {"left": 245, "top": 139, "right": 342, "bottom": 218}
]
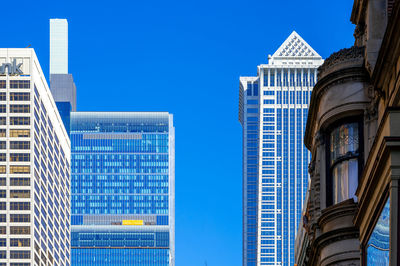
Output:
[{"left": 2, "top": 1, "right": 355, "bottom": 265}]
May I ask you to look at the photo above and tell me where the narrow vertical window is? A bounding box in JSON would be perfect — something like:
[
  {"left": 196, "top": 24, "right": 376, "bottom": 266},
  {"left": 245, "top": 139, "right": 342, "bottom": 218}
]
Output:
[
  {"left": 270, "top": 73, "right": 275, "bottom": 87},
  {"left": 247, "top": 82, "right": 252, "bottom": 96},
  {"left": 253, "top": 82, "right": 259, "bottom": 96},
  {"left": 264, "top": 70, "right": 268, "bottom": 87},
  {"left": 328, "top": 121, "right": 362, "bottom": 205},
  {"left": 277, "top": 71, "right": 282, "bottom": 87}
]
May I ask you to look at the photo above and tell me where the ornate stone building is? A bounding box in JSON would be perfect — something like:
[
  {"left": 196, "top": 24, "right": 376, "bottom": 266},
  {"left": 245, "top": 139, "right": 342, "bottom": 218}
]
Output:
[{"left": 295, "top": 0, "right": 400, "bottom": 265}]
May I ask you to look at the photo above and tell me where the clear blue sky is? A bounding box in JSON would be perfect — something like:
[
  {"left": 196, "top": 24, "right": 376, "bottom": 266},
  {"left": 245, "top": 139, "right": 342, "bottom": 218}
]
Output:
[{"left": 2, "top": 1, "right": 355, "bottom": 265}]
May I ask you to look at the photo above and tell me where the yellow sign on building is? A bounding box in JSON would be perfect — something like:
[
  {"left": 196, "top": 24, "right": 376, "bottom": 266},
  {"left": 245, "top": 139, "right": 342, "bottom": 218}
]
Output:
[{"left": 122, "top": 220, "right": 143, "bottom": 225}]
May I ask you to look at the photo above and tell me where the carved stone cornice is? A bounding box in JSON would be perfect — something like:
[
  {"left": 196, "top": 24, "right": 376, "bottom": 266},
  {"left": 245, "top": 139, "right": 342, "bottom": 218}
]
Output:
[
  {"left": 306, "top": 225, "right": 359, "bottom": 266},
  {"left": 305, "top": 51, "right": 369, "bottom": 150},
  {"left": 318, "top": 46, "right": 365, "bottom": 80},
  {"left": 318, "top": 199, "right": 358, "bottom": 230}
]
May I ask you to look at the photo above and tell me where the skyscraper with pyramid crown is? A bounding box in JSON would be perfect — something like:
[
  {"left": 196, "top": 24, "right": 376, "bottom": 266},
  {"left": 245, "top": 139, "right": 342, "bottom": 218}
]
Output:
[{"left": 239, "top": 31, "right": 324, "bottom": 266}]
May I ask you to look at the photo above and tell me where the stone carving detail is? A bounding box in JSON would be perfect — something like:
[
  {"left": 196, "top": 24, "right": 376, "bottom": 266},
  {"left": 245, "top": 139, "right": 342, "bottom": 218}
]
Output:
[
  {"left": 318, "top": 46, "right": 365, "bottom": 79},
  {"left": 354, "top": 23, "right": 366, "bottom": 47}
]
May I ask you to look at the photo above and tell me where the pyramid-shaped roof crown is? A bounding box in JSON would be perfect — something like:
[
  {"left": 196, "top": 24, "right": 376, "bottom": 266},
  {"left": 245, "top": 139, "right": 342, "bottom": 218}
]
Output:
[{"left": 271, "top": 31, "right": 321, "bottom": 59}]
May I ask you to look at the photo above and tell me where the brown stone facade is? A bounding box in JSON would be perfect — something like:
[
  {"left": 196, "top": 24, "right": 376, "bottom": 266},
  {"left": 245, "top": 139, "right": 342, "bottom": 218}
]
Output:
[{"left": 295, "top": 0, "right": 400, "bottom": 265}]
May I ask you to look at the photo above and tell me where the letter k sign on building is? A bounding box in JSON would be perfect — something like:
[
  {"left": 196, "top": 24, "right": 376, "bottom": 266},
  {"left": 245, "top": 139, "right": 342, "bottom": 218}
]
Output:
[{"left": 0, "top": 59, "right": 23, "bottom": 75}]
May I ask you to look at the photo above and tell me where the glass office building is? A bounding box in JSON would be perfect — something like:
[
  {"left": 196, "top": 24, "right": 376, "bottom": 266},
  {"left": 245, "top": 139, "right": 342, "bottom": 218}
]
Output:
[
  {"left": 239, "top": 32, "right": 323, "bottom": 266},
  {"left": 70, "top": 112, "right": 175, "bottom": 266},
  {"left": 0, "top": 48, "right": 71, "bottom": 266}
]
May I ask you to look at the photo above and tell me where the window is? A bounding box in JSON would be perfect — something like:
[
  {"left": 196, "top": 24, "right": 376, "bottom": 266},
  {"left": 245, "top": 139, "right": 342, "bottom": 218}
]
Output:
[
  {"left": 10, "top": 105, "right": 30, "bottom": 113},
  {"left": 0, "top": 129, "right": 5, "bottom": 137},
  {"left": 270, "top": 73, "right": 275, "bottom": 87},
  {"left": 10, "top": 178, "right": 30, "bottom": 186},
  {"left": 10, "top": 117, "right": 30, "bottom": 126},
  {"left": 366, "top": 197, "right": 390, "bottom": 265},
  {"left": 0, "top": 117, "right": 5, "bottom": 126},
  {"left": 10, "top": 80, "right": 30, "bottom": 89},
  {"left": 10, "top": 202, "right": 30, "bottom": 210},
  {"left": 10, "top": 238, "right": 30, "bottom": 247},
  {"left": 10, "top": 141, "right": 30, "bottom": 150},
  {"left": 10, "top": 190, "right": 30, "bottom": 198},
  {"left": 0, "top": 190, "right": 5, "bottom": 198},
  {"left": 327, "top": 120, "right": 362, "bottom": 205},
  {"left": 10, "top": 92, "right": 30, "bottom": 101},
  {"left": 10, "top": 214, "right": 30, "bottom": 223},
  {"left": 10, "top": 129, "right": 30, "bottom": 138},
  {"left": 10, "top": 153, "right": 30, "bottom": 162},
  {"left": 263, "top": 70, "right": 268, "bottom": 86},
  {"left": 0, "top": 203, "right": 5, "bottom": 210},
  {"left": 253, "top": 82, "right": 259, "bottom": 96},
  {"left": 10, "top": 251, "right": 30, "bottom": 259},
  {"left": 0, "top": 154, "right": 5, "bottom": 162},
  {"left": 0, "top": 227, "right": 5, "bottom": 234},
  {"left": 0, "top": 105, "right": 5, "bottom": 113},
  {"left": 10, "top": 226, "right": 30, "bottom": 235},
  {"left": 0, "top": 142, "right": 5, "bottom": 150},
  {"left": 10, "top": 251, "right": 30, "bottom": 260},
  {"left": 247, "top": 82, "right": 252, "bottom": 96},
  {"left": 10, "top": 166, "right": 30, "bottom": 174},
  {"left": 0, "top": 93, "right": 5, "bottom": 101},
  {"left": 0, "top": 81, "right": 5, "bottom": 89}
]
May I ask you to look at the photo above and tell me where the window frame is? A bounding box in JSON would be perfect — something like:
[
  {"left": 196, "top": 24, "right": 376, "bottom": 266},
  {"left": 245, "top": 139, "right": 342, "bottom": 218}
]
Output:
[{"left": 325, "top": 116, "right": 364, "bottom": 206}]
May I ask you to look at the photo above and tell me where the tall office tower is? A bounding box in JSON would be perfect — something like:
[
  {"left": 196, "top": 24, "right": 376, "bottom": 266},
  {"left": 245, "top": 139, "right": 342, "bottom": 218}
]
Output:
[
  {"left": 239, "top": 31, "right": 323, "bottom": 266},
  {"left": 70, "top": 112, "right": 175, "bottom": 266},
  {"left": 49, "top": 19, "right": 77, "bottom": 134},
  {"left": 0, "top": 49, "right": 71, "bottom": 265}
]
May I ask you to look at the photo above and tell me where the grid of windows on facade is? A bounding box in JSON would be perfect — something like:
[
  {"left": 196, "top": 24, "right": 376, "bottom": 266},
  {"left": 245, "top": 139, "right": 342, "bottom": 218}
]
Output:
[
  {"left": 0, "top": 78, "right": 71, "bottom": 266},
  {"left": 257, "top": 69, "right": 314, "bottom": 266},
  {"left": 70, "top": 113, "right": 173, "bottom": 266},
  {"left": 71, "top": 248, "right": 169, "bottom": 266},
  {"left": 263, "top": 68, "right": 316, "bottom": 88},
  {"left": 244, "top": 82, "right": 259, "bottom": 265},
  {"left": 33, "top": 83, "right": 71, "bottom": 266}
]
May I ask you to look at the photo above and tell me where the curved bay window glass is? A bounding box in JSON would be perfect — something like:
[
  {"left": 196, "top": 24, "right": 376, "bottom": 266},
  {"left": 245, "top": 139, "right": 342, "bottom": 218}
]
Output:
[
  {"left": 329, "top": 122, "right": 360, "bottom": 204},
  {"left": 366, "top": 197, "right": 390, "bottom": 265}
]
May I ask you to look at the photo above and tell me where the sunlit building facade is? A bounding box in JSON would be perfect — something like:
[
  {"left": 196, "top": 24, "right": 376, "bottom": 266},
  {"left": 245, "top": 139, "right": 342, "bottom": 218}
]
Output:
[
  {"left": 239, "top": 32, "right": 323, "bottom": 265},
  {"left": 49, "top": 19, "right": 77, "bottom": 135},
  {"left": 0, "top": 48, "right": 71, "bottom": 266},
  {"left": 70, "top": 112, "right": 175, "bottom": 265}
]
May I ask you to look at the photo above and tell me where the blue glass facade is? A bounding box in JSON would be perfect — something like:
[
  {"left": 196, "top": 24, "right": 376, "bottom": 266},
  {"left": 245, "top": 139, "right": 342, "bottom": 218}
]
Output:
[
  {"left": 366, "top": 197, "right": 390, "bottom": 265},
  {"left": 70, "top": 112, "right": 174, "bottom": 265},
  {"left": 56, "top": 102, "right": 71, "bottom": 135}
]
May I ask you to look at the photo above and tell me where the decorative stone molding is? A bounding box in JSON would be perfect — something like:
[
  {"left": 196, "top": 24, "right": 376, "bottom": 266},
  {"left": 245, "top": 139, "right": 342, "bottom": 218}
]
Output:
[
  {"left": 318, "top": 46, "right": 365, "bottom": 80},
  {"left": 318, "top": 199, "right": 358, "bottom": 231},
  {"left": 354, "top": 23, "right": 366, "bottom": 47}
]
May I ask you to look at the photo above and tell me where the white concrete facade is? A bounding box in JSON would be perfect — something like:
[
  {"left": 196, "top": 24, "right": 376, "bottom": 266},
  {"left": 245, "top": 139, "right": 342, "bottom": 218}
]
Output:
[{"left": 0, "top": 48, "right": 71, "bottom": 266}]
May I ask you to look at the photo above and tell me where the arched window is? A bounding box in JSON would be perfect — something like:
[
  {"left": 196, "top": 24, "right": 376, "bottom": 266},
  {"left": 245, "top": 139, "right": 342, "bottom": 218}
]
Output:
[{"left": 327, "top": 119, "right": 363, "bottom": 205}]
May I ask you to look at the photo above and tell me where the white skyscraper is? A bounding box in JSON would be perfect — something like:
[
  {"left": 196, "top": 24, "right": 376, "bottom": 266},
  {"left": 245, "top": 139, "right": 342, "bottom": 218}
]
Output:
[
  {"left": 0, "top": 48, "right": 71, "bottom": 265},
  {"left": 239, "top": 31, "right": 323, "bottom": 266}
]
